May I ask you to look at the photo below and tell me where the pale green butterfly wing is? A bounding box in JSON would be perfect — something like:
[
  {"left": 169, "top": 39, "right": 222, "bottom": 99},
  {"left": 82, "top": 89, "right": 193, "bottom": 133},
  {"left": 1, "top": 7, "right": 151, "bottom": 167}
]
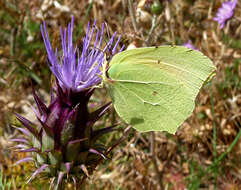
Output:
[{"left": 104, "top": 46, "right": 216, "bottom": 133}]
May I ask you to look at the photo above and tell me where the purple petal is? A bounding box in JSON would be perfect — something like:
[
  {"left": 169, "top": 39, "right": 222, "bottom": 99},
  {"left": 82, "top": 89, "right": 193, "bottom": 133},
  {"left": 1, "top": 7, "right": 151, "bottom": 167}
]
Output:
[
  {"left": 10, "top": 138, "right": 29, "bottom": 144},
  {"left": 213, "top": 0, "right": 237, "bottom": 29},
  {"left": 65, "top": 162, "right": 71, "bottom": 174},
  {"left": 12, "top": 144, "right": 28, "bottom": 149},
  {"left": 14, "top": 127, "right": 31, "bottom": 136},
  {"left": 112, "top": 36, "right": 121, "bottom": 54},
  {"left": 41, "top": 17, "right": 123, "bottom": 94},
  {"left": 68, "top": 138, "right": 87, "bottom": 145},
  {"left": 89, "top": 148, "right": 107, "bottom": 159},
  {"left": 183, "top": 41, "right": 198, "bottom": 50},
  {"left": 19, "top": 148, "right": 39, "bottom": 153},
  {"left": 14, "top": 157, "right": 34, "bottom": 166},
  {"left": 27, "top": 164, "right": 49, "bottom": 183},
  {"left": 56, "top": 172, "right": 65, "bottom": 188},
  {"left": 232, "top": 0, "right": 237, "bottom": 9}
]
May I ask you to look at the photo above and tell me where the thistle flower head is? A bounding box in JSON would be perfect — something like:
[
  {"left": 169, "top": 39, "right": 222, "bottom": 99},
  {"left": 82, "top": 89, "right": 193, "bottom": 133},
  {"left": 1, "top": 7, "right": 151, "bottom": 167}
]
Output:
[
  {"left": 41, "top": 17, "right": 122, "bottom": 94},
  {"left": 12, "top": 18, "right": 123, "bottom": 189},
  {"left": 213, "top": 0, "right": 237, "bottom": 29}
]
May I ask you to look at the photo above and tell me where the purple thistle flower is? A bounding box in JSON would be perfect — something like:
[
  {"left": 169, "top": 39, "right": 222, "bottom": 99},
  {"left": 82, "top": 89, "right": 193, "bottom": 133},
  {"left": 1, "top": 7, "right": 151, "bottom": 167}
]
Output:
[
  {"left": 12, "top": 18, "right": 126, "bottom": 189},
  {"left": 41, "top": 17, "right": 122, "bottom": 94},
  {"left": 183, "top": 41, "right": 198, "bottom": 50},
  {"left": 213, "top": 0, "right": 237, "bottom": 29}
]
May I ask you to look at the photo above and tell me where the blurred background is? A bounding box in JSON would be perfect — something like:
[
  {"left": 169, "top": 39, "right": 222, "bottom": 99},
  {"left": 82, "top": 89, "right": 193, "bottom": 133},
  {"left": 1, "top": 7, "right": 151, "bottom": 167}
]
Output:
[{"left": 0, "top": 0, "right": 241, "bottom": 189}]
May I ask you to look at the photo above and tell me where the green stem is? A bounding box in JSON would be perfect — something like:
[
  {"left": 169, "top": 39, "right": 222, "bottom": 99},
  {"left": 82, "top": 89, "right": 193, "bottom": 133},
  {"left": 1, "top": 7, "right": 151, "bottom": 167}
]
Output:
[
  {"left": 85, "top": 0, "right": 93, "bottom": 17},
  {"left": 189, "top": 81, "right": 241, "bottom": 189},
  {"left": 191, "top": 128, "right": 241, "bottom": 189},
  {"left": 210, "top": 81, "right": 217, "bottom": 189},
  {"left": 210, "top": 128, "right": 241, "bottom": 168}
]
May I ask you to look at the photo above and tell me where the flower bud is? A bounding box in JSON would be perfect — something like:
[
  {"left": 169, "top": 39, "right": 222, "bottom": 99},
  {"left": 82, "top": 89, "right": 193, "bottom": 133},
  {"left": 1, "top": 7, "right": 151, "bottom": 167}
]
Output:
[{"left": 151, "top": 0, "right": 163, "bottom": 15}]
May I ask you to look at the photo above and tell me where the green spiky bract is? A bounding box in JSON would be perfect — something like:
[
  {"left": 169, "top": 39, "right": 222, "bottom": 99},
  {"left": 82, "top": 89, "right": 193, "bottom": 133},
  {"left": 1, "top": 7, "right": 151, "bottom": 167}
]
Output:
[{"left": 12, "top": 85, "right": 117, "bottom": 189}]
